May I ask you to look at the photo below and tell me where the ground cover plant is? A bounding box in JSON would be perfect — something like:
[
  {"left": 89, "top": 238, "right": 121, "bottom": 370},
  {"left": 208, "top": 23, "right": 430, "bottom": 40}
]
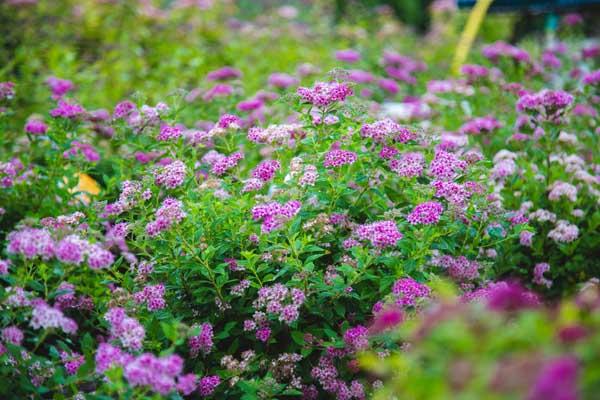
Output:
[{"left": 0, "top": 1, "right": 599, "bottom": 399}]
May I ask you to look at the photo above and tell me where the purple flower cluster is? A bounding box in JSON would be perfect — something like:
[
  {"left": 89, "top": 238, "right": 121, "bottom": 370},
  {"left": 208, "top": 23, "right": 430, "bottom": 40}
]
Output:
[
  {"left": 335, "top": 49, "right": 361, "bottom": 63},
  {"left": 103, "top": 180, "right": 150, "bottom": 216},
  {"left": 482, "top": 41, "right": 531, "bottom": 64},
  {"left": 198, "top": 375, "right": 221, "bottom": 396},
  {"left": 582, "top": 69, "right": 600, "bottom": 86},
  {"left": 323, "top": 149, "right": 357, "bottom": 168},
  {"left": 7, "top": 227, "right": 55, "bottom": 259},
  {"left": 60, "top": 351, "right": 84, "bottom": 375},
  {"left": 157, "top": 124, "right": 183, "bottom": 141},
  {"left": 343, "top": 325, "right": 369, "bottom": 351},
  {"left": 0, "top": 81, "right": 15, "bottom": 100},
  {"left": 1, "top": 325, "right": 24, "bottom": 345},
  {"left": 24, "top": 119, "right": 48, "bottom": 135},
  {"left": 533, "top": 263, "right": 552, "bottom": 288},
  {"left": 217, "top": 113, "right": 242, "bottom": 129},
  {"left": 392, "top": 278, "right": 430, "bottom": 306},
  {"left": 210, "top": 152, "right": 243, "bottom": 176},
  {"left": 548, "top": 220, "right": 579, "bottom": 243},
  {"left": 297, "top": 81, "right": 353, "bottom": 108},
  {"left": 311, "top": 353, "right": 365, "bottom": 399},
  {"left": 516, "top": 90, "right": 574, "bottom": 122},
  {"left": 145, "top": 197, "right": 186, "bottom": 237},
  {"left": 63, "top": 141, "right": 100, "bottom": 162},
  {"left": 188, "top": 323, "right": 214, "bottom": 357},
  {"left": 134, "top": 284, "right": 166, "bottom": 311},
  {"left": 389, "top": 152, "right": 425, "bottom": 178},
  {"left": 50, "top": 100, "right": 85, "bottom": 119},
  {"left": 30, "top": 301, "right": 78, "bottom": 334},
  {"left": 433, "top": 255, "right": 481, "bottom": 282},
  {"left": 104, "top": 307, "right": 146, "bottom": 350},
  {"left": 206, "top": 66, "right": 242, "bottom": 81},
  {"left": 46, "top": 77, "right": 74, "bottom": 99},
  {"left": 268, "top": 72, "right": 299, "bottom": 89},
  {"left": 355, "top": 220, "right": 403, "bottom": 248},
  {"left": 459, "top": 116, "right": 502, "bottom": 135},
  {"left": 95, "top": 343, "right": 133, "bottom": 373},
  {"left": 407, "top": 201, "right": 444, "bottom": 225},
  {"left": 251, "top": 200, "right": 301, "bottom": 234},
  {"left": 123, "top": 353, "right": 196, "bottom": 395},
  {"left": 360, "top": 119, "right": 414, "bottom": 143},
  {"left": 153, "top": 160, "right": 187, "bottom": 188},
  {"left": 429, "top": 150, "right": 467, "bottom": 181},
  {"left": 251, "top": 159, "right": 280, "bottom": 182},
  {"left": 252, "top": 284, "right": 305, "bottom": 326},
  {"left": 0, "top": 259, "right": 10, "bottom": 275},
  {"left": 528, "top": 356, "right": 579, "bottom": 400},
  {"left": 548, "top": 181, "right": 577, "bottom": 202}
]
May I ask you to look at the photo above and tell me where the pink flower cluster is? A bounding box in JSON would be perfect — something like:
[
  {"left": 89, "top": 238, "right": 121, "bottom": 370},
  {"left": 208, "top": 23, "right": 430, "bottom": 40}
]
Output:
[
  {"left": 429, "top": 150, "right": 467, "bottom": 181},
  {"left": 311, "top": 353, "right": 365, "bottom": 399},
  {"left": 7, "top": 227, "right": 55, "bottom": 259},
  {"left": 389, "top": 152, "right": 425, "bottom": 178},
  {"left": 323, "top": 149, "right": 357, "bottom": 168},
  {"left": 60, "top": 351, "right": 84, "bottom": 375},
  {"left": 251, "top": 159, "right": 280, "bottom": 182},
  {"left": 0, "top": 158, "right": 25, "bottom": 188},
  {"left": 134, "top": 284, "right": 166, "bottom": 311},
  {"left": 217, "top": 113, "right": 242, "bottom": 129},
  {"left": 392, "top": 278, "right": 430, "bottom": 306},
  {"left": 50, "top": 100, "right": 85, "bottom": 119},
  {"left": 24, "top": 119, "right": 48, "bottom": 135},
  {"left": 46, "top": 76, "right": 74, "bottom": 99},
  {"left": 188, "top": 323, "right": 214, "bottom": 357},
  {"left": 1, "top": 325, "right": 24, "bottom": 345},
  {"left": 548, "top": 220, "right": 579, "bottom": 243},
  {"left": 104, "top": 307, "right": 146, "bottom": 350},
  {"left": 210, "top": 152, "right": 244, "bottom": 176},
  {"left": 343, "top": 325, "right": 369, "bottom": 351},
  {"left": 407, "top": 201, "right": 444, "bottom": 225},
  {"left": 30, "top": 301, "right": 78, "bottom": 334},
  {"left": 153, "top": 160, "right": 187, "bottom": 188},
  {"left": 548, "top": 181, "right": 577, "bottom": 202},
  {"left": 157, "top": 124, "right": 183, "bottom": 141},
  {"left": 516, "top": 90, "right": 574, "bottom": 122},
  {"left": 433, "top": 255, "right": 481, "bottom": 282},
  {"left": 459, "top": 116, "right": 502, "bottom": 135},
  {"left": 533, "top": 262, "right": 552, "bottom": 288},
  {"left": 360, "top": 119, "right": 414, "bottom": 143},
  {"left": 355, "top": 220, "right": 403, "bottom": 248},
  {"left": 62, "top": 141, "right": 100, "bottom": 162},
  {"left": 432, "top": 180, "right": 480, "bottom": 205},
  {"left": 297, "top": 81, "right": 353, "bottom": 108},
  {"left": 145, "top": 197, "right": 186, "bottom": 237},
  {"left": 247, "top": 124, "right": 301, "bottom": 146},
  {"left": 251, "top": 200, "right": 301, "bottom": 233},
  {"left": 482, "top": 41, "right": 531, "bottom": 64},
  {"left": 252, "top": 284, "right": 305, "bottom": 326},
  {"left": 206, "top": 66, "right": 241, "bottom": 81},
  {"left": 103, "top": 180, "right": 151, "bottom": 216}
]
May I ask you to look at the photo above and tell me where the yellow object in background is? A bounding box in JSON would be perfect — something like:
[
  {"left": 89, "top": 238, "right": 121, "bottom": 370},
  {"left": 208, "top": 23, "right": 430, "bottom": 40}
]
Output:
[
  {"left": 451, "top": 0, "right": 494, "bottom": 76},
  {"left": 67, "top": 173, "right": 100, "bottom": 204}
]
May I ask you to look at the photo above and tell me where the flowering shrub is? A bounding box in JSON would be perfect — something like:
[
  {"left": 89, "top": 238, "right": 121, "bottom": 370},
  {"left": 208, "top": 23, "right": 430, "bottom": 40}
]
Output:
[
  {"left": 0, "top": 1, "right": 599, "bottom": 398},
  {"left": 364, "top": 280, "right": 600, "bottom": 399}
]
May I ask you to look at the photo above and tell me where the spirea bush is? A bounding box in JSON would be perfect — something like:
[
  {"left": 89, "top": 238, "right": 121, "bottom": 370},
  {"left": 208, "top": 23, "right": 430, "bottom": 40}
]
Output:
[{"left": 1, "top": 1, "right": 599, "bottom": 399}]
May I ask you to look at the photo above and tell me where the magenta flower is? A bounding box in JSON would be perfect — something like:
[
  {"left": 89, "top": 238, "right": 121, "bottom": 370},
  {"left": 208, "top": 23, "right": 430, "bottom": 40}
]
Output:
[
  {"left": 407, "top": 201, "right": 444, "bottom": 225},
  {"left": 323, "top": 149, "right": 357, "bottom": 168},
  {"left": 297, "top": 81, "right": 353, "bottom": 108}
]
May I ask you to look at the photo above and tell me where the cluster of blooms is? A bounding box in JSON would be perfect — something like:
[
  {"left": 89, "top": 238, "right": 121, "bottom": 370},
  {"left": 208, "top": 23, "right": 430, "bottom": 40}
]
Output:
[
  {"left": 268, "top": 72, "right": 299, "bottom": 89},
  {"left": 360, "top": 119, "right": 414, "bottom": 143},
  {"left": 548, "top": 181, "right": 578, "bottom": 202},
  {"left": 46, "top": 76, "right": 74, "bottom": 99},
  {"left": 355, "top": 220, "right": 403, "bottom": 248},
  {"left": 145, "top": 197, "right": 186, "bottom": 237},
  {"left": 460, "top": 64, "right": 490, "bottom": 82},
  {"left": 297, "top": 81, "right": 353, "bottom": 108},
  {"left": 188, "top": 323, "right": 214, "bottom": 357},
  {"left": 247, "top": 124, "right": 302, "bottom": 146},
  {"left": 230, "top": 279, "right": 251, "bottom": 296},
  {"left": 103, "top": 180, "right": 151, "bottom": 216},
  {"left": 343, "top": 325, "right": 369, "bottom": 352},
  {"left": 30, "top": 301, "right": 78, "bottom": 334},
  {"left": 50, "top": 100, "right": 85, "bottom": 119},
  {"left": 516, "top": 89, "right": 573, "bottom": 122},
  {"left": 547, "top": 220, "right": 579, "bottom": 243},
  {"left": 429, "top": 150, "right": 467, "bottom": 181},
  {"left": 0, "top": 158, "right": 25, "bottom": 188},
  {"left": 311, "top": 352, "right": 365, "bottom": 399},
  {"left": 210, "top": 152, "right": 244, "bottom": 176},
  {"left": 60, "top": 351, "right": 84, "bottom": 375},
  {"left": 198, "top": 375, "right": 221, "bottom": 396},
  {"left": 251, "top": 159, "right": 280, "bottom": 182},
  {"left": 459, "top": 116, "right": 502, "bottom": 135},
  {"left": 491, "top": 150, "right": 518, "bottom": 180},
  {"left": 323, "top": 149, "right": 357, "bottom": 168},
  {"left": 389, "top": 152, "right": 425, "bottom": 178},
  {"left": 407, "top": 201, "right": 444, "bottom": 225},
  {"left": 432, "top": 180, "right": 480, "bottom": 206},
  {"left": 251, "top": 284, "right": 306, "bottom": 326},
  {"left": 104, "top": 307, "right": 146, "bottom": 350},
  {"left": 0, "top": 259, "right": 10, "bottom": 275},
  {"left": 482, "top": 41, "right": 531, "bottom": 64},
  {"left": 24, "top": 118, "right": 48, "bottom": 135},
  {"left": 432, "top": 255, "right": 481, "bottom": 282},
  {"left": 63, "top": 141, "right": 100, "bottom": 162},
  {"left": 133, "top": 284, "right": 166, "bottom": 311},
  {"left": 0, "top": 81, "right": 15, "bottom": 100},
  {"left": 582, "top": 69, "right": 600, "bottom": 86},
  {"left": 206, "top": 66, "right": 241, "bottom": 81},
  {"left": 533, "top": 263, "right": 552, "bottom": 288},
  {"left": 157, "top": 124, "right": 183, "bottom": 141},
  {"left": 153, "top": 160, "right": 187, "bottom": 188},
  {"left": 1, "top": 326, "right": 24, "bottom": 345},
  {"left": 7, "top": 227, "right": 114, "bottom": 269},
  {"left": 299, "top": 164, "right": 319, "bottom": 187},
  {"left": 251, "top": 200, "right": 301, "bottom": 234},
  {"left": 391, "top": 278, "right": 430, "bottom": 306},
  {"left": 529, "top": 356, "right": 578, "bottom": 400}
]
